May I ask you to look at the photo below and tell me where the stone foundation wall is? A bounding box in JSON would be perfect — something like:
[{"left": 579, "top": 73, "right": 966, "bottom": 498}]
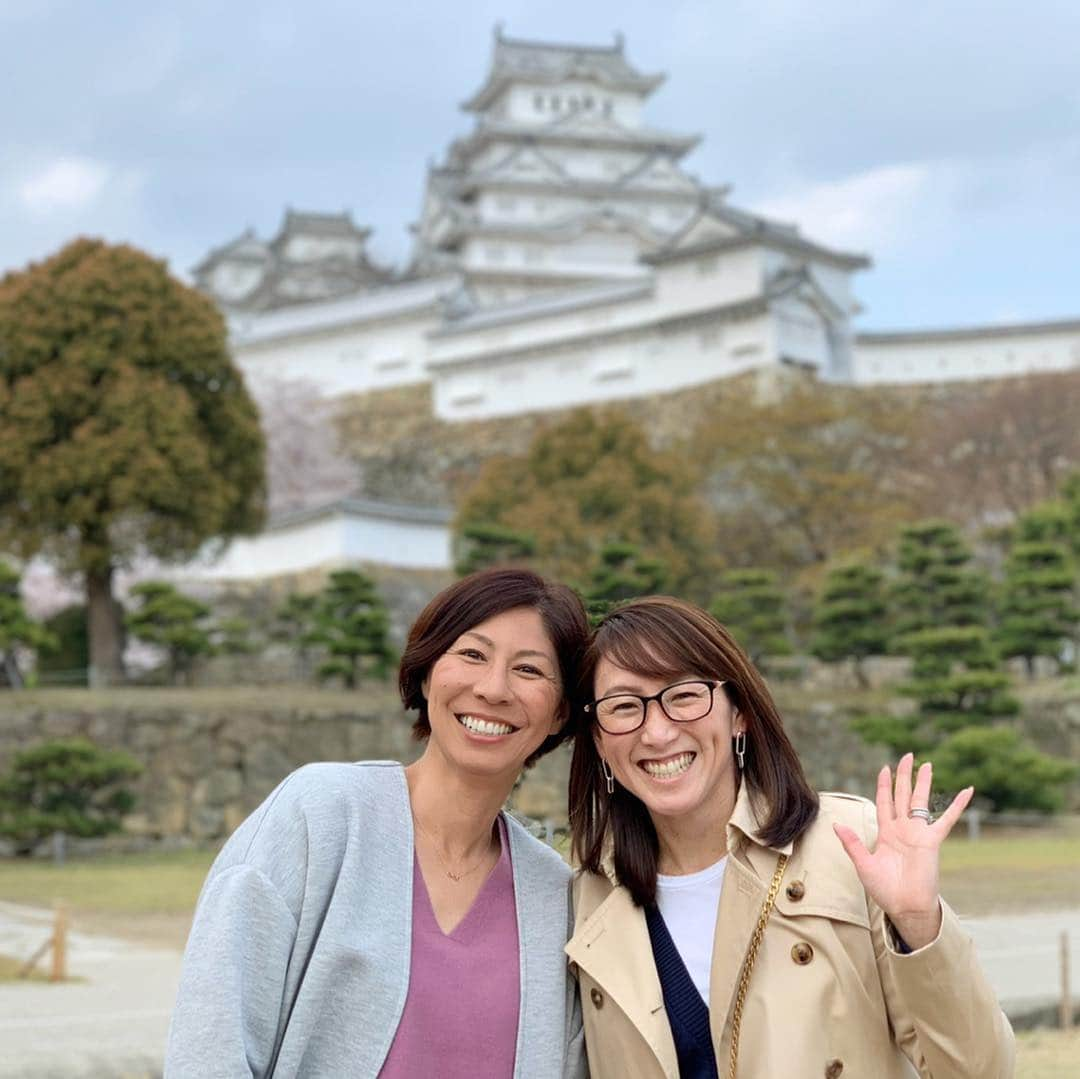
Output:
[{"left": 2, "top": 682, "right": 1077, "bottom": 846}]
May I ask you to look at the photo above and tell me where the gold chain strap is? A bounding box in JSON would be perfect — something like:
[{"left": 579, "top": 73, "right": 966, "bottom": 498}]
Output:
[{"left": 728, "top": 853, "right": 788, "bottom": 1079}]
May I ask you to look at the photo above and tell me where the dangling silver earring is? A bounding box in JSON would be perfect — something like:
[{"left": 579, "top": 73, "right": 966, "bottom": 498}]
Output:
[
  {"left": 734, "top": 731, "right": 747, "bottom": 771},
  {"left": 601, "top": 758, "right": 615, "bottom": 795}
]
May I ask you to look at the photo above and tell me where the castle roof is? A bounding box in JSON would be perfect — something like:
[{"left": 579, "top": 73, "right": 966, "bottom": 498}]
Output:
[
  {"left": 271, "top": 208, "right": 371, "bottom": 250},
  {"left": 462, "top": 30, "right": 664, "bottom": 112}
]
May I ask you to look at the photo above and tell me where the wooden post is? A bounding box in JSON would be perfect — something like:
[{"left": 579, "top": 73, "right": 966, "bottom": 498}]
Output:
[
  {"left": 50, "top": 902, "right": 67, "bottom": 983},
  {"left": 1062, "top": 930, "right": 1073, "bottom": 1030}
]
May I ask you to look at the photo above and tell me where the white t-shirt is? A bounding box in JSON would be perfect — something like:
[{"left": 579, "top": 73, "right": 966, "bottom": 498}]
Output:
[{"left": 655, "top": 856, "right": 728, "bottom": 1007}]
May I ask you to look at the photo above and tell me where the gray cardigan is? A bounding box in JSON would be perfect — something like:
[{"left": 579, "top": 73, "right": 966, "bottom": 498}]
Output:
[{"left": 165, "top": 761, "right": 585, "bottom": 1078}]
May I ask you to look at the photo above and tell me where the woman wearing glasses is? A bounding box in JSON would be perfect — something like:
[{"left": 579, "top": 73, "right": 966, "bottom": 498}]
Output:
[
  {"left": 567, "top": 596, "right": 1013, "bottom": 1079},
  {"left": 166, "top": 568, "right": 588, "bottom": 1078}
]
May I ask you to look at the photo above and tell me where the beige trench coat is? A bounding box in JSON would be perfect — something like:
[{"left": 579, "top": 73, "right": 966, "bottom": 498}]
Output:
[{"left": 567, "top": 788, "right": 1015, "bottom": 1079}]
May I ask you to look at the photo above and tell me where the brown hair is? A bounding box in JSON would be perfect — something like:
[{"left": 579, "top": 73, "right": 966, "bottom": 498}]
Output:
[
  {"left": 569, "top": 596, "right": 819, "bottom": 906},
  {"left": 399, "top": 568, "right": 589, "bottom": 766}
]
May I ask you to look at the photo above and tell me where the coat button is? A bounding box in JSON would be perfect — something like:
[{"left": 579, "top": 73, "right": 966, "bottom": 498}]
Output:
[
  {"left": 786, "top": 880, "right": 806, "bottom": 901},
  {"left": 791, "top": 942, "right": 814, "bottom": 965},
  {"left": 590, "top": 987, "right": 604, "bottom": 1009},
  {"left": 825, "top": 1060, "right": 844, "bottom": 1078}
]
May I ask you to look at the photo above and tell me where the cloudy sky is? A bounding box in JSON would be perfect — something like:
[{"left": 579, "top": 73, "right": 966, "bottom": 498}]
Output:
[{"left": 2, "top": 0, "right": 1077, "bottom": 329}]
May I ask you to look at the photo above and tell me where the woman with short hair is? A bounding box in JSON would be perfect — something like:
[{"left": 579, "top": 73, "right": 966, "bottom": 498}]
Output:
[
  {"left": 568, "top": 596, "right": 1013, "bottom": 1079},
  {"left": 166, "top": 568, "right": 589, "bottom": 1079}
]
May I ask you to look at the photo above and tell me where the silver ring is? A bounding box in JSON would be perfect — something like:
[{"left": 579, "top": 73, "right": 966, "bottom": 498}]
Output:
[{"left": 908, "top": 807, "right": 933, "bottom": 823}]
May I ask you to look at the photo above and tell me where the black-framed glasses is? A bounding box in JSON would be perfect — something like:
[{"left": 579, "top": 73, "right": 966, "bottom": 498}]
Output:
[{"left": 584, "top": 679, "right": 726, "bottom": 735}]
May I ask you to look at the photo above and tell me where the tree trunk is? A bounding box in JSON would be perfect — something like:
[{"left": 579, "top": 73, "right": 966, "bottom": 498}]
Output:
[{"left": 86, "top": 566, "right": 124, "bottom": 687}]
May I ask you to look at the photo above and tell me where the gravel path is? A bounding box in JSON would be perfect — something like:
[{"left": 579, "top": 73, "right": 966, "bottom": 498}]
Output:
[{"left": 1, "top": 900, "right": 1077, "bottom": 1076}]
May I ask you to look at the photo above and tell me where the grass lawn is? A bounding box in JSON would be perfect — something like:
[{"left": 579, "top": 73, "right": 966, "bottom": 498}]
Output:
[
  {"left": 939, "top": 817, "right": 1080, "bottom": 916},
  {"left": 0, "top": 848, "right": 215, "bottom": 949},
  {"left": 0, "top": 953, "right": 51, "bottom": 983},
  {"left": 1016, "top": 1027, "right": 1080, "bottom": 1078}
]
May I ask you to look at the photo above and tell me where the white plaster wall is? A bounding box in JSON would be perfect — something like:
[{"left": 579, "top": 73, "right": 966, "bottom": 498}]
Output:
[
  {"left": 431, "top": 312, "right": 772, "bottom": 420},
  {"left": 852, "top": 326, "right": 1080, "bottom": 384},
  {"left": 186, "top": 511, "right": 451, "bottom": 580},
  {"left": 280, "top": 235, "right": 363, "bottom": 262},
  {"left": 652, "top": 247, "right": 763, "bottom": 310},
  {"left": 234, "top": 310, "right": 440, "bottom": 397},
  {"left": 774, "top": 297, "right": 830, "bottom": 370}
]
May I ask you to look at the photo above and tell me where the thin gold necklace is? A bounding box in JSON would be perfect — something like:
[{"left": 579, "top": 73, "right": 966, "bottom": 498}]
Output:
[{"left": 413, "top": 814, "right": 498, "bottom": 882}]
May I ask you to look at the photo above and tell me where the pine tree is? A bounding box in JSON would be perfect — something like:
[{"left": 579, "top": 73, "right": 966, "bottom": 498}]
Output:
[
  {"left": 710, "top": 569, "right": 792, "bottom": 667},
  {"left": 309, "top": 570, "right": 394, "bottom": 688},
  {"left": 0, "top": 561, "right": 55, "bottom": 688},
  {"left": 580, "top": 542, "right": 669, "bottom": 625},
  {"left": 890, "top": 520, "right": 988, "bottom": 641},
  {"left": 996, "top": 542, "right": 1077, "bottom": 677},
  {"left": 809, "top": 562, "right": 889, "bottom": 687},
  {"left": 0, "top": 738, "right": 142, "bottom": 855},
  {"left": 125, "top": 581, "right": 213, "bottom": 685},
  {"left": 270, "top": 593, "right": 320, "bottom": 680},
  {"left": 454, "top": 522, "right": 536, "bottom": 576}
]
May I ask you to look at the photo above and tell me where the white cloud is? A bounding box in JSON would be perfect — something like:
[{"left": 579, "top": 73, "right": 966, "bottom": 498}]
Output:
[
  {"left": 753, "top": 162, "right": 935, "bottom": 255},
  {"left": 19, "top": 156, "right": 109, "bottom": 214}
]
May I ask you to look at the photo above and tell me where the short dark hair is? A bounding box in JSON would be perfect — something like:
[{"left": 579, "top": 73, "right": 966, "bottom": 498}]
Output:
[
  {"left": 569, "top": 596, "right": 819, "bottom": 906},
  {"left": 399, "top": 568, "right": 590, "bottom": 767}
]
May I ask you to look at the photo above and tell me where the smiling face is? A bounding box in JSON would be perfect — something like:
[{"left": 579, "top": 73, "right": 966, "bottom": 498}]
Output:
[
  {"left": 593, "top": 655, "right": 745, "bottom": 830},
  {"left": 421, "top": 606, "right": 566, "bottom": 781}
]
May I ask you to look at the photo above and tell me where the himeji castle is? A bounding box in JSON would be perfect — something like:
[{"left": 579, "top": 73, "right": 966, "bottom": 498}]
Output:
[{"left": 195, "top": 30, "right": 1080, "bottom": 422}]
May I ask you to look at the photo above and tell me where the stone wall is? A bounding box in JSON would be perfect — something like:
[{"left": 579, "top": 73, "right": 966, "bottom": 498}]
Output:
[{"left": 1, "top": 682, "right": 1077, "bottom": 846}]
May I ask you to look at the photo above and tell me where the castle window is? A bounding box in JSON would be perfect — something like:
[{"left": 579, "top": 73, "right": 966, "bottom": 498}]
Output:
[
  {"left": 534, "top": 93, "right": 544, "bottom": 111},
  {"left": 569, "top": 96, "right": 580, "bottom": 110},
  {"left": 603, "top": 99, "right": 613, "bottom": 117},
  {"left": 552, "top": 95, "right": 562, "bottom": 110},
  {"left": 584, "top": 95, "right": 594, "bottom": 109}
]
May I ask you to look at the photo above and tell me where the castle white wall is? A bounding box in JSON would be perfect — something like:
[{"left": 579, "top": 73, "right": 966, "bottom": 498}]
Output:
[
  {"left": 431, "top": 310, "right": 772, "bottom": 421},
  {"left": 852, "top": 323, "right": 1080, "bottom": 384},
  {"left": 184, "top": 509, "right": 452, "bottom": 581}
]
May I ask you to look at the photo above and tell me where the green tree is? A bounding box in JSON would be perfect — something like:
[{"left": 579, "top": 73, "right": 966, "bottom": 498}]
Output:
[
  {"left": 0, "top": 239, "right": 266, "bottom": 686},
  {"left": 309, "top": 570, "right": 393, "bottom": 688},
  {"left": 810, "top": 562, "right": 889, "bottom": 687},
  {"left": 696, "top": 377, "right": 918, "bottom": 571},
  {"left": 996, "top": 542, "right": 1078, "bottom": 677},
  {"left": 890, "top": 521, "right": 988, "bottom": 642},
  {"left": 270, "top": 592, "right": 320, "bottom": 680},
  {"left": 710, "top": 569, "right": 792, "bottom": 667},
  {"left": 125, "top": 581, "right": 213, "bottom": 685},
  {"left": 36, "top": 604, "right": 90, "bottom": 686},
  {"left": 0, "top": 738, "right": 142, "bottom": 855},
  {"left": 454, "top": 522, "right": 536, "bottom": 577},
  {"left": 931, "top": 728, "right": 1077, "bottom": 814},
  {"left": 0, "top": 560, "right": 55, "bottom": 688},
  {"left": 456, "top": 409, "right": 716, "bottom": 599},
  {"left": 580, "top": 541, "right": 669, "bottom": 625}
]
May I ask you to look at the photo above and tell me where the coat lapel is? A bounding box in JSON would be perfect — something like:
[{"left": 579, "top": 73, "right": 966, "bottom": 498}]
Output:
[{"left": 566, "top": 884, "right": 680, "bottom": 1079}]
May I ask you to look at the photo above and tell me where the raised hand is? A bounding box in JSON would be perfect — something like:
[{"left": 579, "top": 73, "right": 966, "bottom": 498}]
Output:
[{"left": 833, "top": 752, "right": 974, "bottom": 951}]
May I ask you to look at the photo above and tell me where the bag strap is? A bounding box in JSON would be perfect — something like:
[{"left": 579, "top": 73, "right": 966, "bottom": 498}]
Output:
[{"left": 727, "top": 852, "right": 788, "bottom": 1079}]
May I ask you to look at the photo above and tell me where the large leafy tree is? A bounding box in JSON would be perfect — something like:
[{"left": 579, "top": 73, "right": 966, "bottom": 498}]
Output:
[
  {"left": 456, "top": 409, "right": 716, "bottom": 599},
  {"left": 0, "top": 239, "right": 266, "bottom": 685},
  {"left": 696, "top": 378, "right": 917, "bottom": 571}
]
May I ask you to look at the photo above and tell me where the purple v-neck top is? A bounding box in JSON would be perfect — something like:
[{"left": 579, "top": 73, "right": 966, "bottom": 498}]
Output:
[{"left": 379, "top": 816, "right": 520, "bottom": 1078}]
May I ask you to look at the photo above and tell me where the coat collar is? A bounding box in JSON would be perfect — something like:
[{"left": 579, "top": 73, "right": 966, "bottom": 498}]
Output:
[{"left": 725, "top": 780, "right": 795, "bottom": 858}]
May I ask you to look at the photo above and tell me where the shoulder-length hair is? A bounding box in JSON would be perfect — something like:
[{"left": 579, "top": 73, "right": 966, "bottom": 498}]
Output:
[
  {"left": 569, "top": 596, "right": 819, "bottom": 906},
  {"left": 399, "top": 567, "right": 589, "bottom": 767}
]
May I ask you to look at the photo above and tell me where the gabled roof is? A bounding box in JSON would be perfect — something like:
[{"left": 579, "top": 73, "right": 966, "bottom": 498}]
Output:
[
  {"left": 645, "top": 201, "right": 871, "bottom": 271},
  {"left": 271, "top": 208, "right": 371, "bottom": 251},
  {"left": 462, "top": 30, "right": 664, "bottom": 112},
  {"left": 449, "top": 117, "right": 700, "bottom": 160},
  {"left": 191, "top": 228, "right": 271, "bottom": 276},
  {"left": 767, "top": 265, "right": 846, "bottom": 321}
]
